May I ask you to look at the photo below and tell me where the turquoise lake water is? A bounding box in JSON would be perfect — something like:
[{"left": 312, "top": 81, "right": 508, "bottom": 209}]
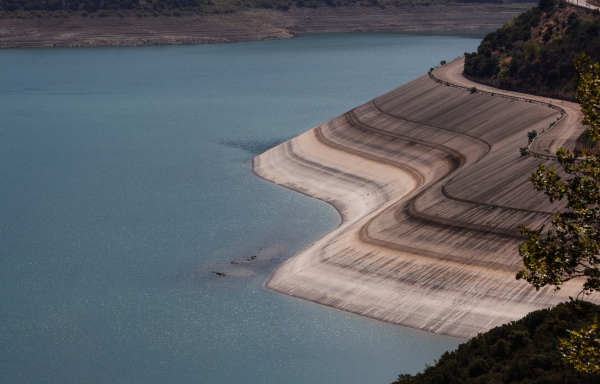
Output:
[{"left": 0, "top": 32, "right": 485, "bottom": 383}]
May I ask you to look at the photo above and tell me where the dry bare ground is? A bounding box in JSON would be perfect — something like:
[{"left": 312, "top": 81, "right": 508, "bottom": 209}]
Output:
[
  {"left": 254, "top": 58, "right": 599, "bottom": 339},
  {"left": 0, "top": 4, "right": 534, "bottom": 48}
]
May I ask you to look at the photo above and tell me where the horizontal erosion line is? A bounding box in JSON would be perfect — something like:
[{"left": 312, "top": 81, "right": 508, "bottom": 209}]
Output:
[
  {"left": 440, "top": 185, "right": 552, "bottom": 216},
  {"left": 282, "top": 139, "right": 381, "bottom": 191},
  {"left": 357, "top": 220, "right": 521, "bottom": 273},
  {"left": 404, "top": 193, "right": 524, "bottom": 238},
  {"left": 370, "top": 99, "right": 493, "bottom": 159},
  {"left": 348, "top": 107, "right": 467, "bottom": 169},
  {"left": 368, "top": 87, "right": 554, "bottom": 218},
  {"left": 342, "top": 109, "right": 527, "bottom": 238}
]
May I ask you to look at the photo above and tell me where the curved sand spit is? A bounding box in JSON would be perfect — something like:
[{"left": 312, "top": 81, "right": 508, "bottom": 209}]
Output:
[{"left": 253, "top": 58, "right": 596, "bottom": 339}]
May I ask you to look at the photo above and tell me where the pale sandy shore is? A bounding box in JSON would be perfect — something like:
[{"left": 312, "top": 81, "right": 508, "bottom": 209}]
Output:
[{"left": 254, "top": 58, "right": 598, "bottom": 339}]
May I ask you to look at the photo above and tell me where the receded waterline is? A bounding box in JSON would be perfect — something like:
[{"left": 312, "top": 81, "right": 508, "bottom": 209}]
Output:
[{"left": 0, "top": 32, "right": 485, "bottom": 384}]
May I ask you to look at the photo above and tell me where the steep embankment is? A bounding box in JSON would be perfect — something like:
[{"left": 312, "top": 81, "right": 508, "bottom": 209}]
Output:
[{"left": 254, "top": 58, "right": 594, "bottom": 339}]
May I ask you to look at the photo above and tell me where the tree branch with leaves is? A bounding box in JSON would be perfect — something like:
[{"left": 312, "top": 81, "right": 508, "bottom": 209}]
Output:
[
  {"left": 517, "top": 53, "right": 600, "bottom": 374},
  {"left": 518, "top": 53, "right": 600, "bottom": 296}
]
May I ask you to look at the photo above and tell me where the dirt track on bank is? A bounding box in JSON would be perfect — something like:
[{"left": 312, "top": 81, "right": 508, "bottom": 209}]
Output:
[{"left": 0, "top": 4, "right": 535, "bottom": 49}]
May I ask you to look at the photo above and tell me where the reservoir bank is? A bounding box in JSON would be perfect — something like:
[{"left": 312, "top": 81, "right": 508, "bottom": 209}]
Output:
[
  {"left": 1, "top": 33, "right": 484, "bottom": 384},
  {"left": 256, "top": 56, "right": 596, "bottom": 339}
]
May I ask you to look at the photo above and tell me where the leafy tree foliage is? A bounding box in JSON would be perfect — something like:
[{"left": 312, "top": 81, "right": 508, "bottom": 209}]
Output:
[
  {"left": 527, "top": 129, "right": 537, "bottom": 139},
  {"left": 560, "top": 319, "right": 600, "bottom": 374},
  {"left": 517, "top": 52, "right": 600, "bottom": 374},
  {"left": 517, "top": 53, "right": 600, "bottom": 296},
  {"left": 392, "top": 301, "right": 600, "bottom": 383}
]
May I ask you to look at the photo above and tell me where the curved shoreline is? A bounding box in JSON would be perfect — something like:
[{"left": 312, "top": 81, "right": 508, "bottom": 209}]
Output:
[{"left": 254, "top": 58, "right": 597, "bottom": 339}]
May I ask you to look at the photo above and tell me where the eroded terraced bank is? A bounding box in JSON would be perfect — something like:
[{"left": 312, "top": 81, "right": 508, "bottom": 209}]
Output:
[{"left": 253, "top": 59, "right": 592, "bottom": 339}]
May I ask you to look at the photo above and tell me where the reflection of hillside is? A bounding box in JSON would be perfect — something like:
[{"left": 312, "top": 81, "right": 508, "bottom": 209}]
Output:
[{"left": 254, "top": 60, "right": 594, "bottom": 338}]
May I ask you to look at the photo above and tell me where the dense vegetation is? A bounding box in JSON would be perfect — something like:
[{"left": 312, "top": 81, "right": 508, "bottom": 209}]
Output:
[
  {"left": 464, "top": 0, "right": 600, "bottom": 100},
  {"left": 392, "top": 301, "right": 600, "bottom": 384},
  {"left": 0, "top": 0, "right": 533, "bottom": 18}
]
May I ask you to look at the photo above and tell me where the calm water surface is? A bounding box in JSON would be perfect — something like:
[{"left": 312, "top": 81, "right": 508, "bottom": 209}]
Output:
[{"left": 0, "top": 33, "right": 484, "bottom": 384}]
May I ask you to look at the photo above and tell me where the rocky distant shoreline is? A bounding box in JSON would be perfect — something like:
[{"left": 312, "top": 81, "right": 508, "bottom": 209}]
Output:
[{"left": 0, "top": 4, "right": 535, "bottom": 49}]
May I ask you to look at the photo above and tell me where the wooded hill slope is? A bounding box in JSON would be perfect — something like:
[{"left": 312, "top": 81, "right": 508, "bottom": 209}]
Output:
[
  {"left": 464, "top": 0, "right": 600, "bottom": 100},
  {"left": 392, "top": 301, "right": 600, "bottom": 384}
]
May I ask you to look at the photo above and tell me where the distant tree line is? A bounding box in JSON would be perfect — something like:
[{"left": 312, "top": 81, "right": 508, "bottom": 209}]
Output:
[
  {"left": 464, "top": 0, "right": 600, "bottom": 99},
  {"left": 0, "top": 0, "right": 535, "bottom": 17}
]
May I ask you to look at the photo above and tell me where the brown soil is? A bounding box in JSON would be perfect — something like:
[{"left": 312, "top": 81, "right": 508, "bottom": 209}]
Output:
[{"left": 0, "top": 4, "right": 535, "bottom": 49}]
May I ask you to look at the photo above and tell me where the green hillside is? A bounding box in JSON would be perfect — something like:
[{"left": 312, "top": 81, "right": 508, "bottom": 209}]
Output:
[
  {"left": 392, "top": 301, "right": 600, "bottom": 384},
  {"left": 464, "top": 0, "right": 600, "bottom": 100}
]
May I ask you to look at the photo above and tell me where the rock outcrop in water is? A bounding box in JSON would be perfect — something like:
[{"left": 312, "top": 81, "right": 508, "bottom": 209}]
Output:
[{"left": 253, "top": 58, "right": 595, "bottom": 339}]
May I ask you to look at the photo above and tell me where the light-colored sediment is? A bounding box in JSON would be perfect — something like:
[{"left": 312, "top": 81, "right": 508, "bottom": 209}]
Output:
[{"left": 254, "top": 58, "right": 598, "bottom": 339}]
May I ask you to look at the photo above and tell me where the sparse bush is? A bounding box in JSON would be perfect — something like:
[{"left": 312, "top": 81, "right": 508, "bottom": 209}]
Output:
[
  {"left": 469, "top": 86, "right": 477, "bottom": 94},
  {"left": 527, "top": 130, "right": 538, "bottom": 140}
]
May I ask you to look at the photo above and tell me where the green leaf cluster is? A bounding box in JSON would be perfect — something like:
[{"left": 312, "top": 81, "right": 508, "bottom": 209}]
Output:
[
  {"left": 517, "top": 53, "right": 600, "bottom": 297},
  {"left": 560, "top": 318, "right": 600, "bottom": 374},
  {"left": 574, "top": 53, "right": 600, "bottom": 140},
  {"left": 392, "top": 301, "right": 600, "bottom": 384},
  {"left": 516, "top": 52, "right": 600, "bottom": 374},
  {"left": 517, "top": 148, "right": 600, "bottom": 294}
]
